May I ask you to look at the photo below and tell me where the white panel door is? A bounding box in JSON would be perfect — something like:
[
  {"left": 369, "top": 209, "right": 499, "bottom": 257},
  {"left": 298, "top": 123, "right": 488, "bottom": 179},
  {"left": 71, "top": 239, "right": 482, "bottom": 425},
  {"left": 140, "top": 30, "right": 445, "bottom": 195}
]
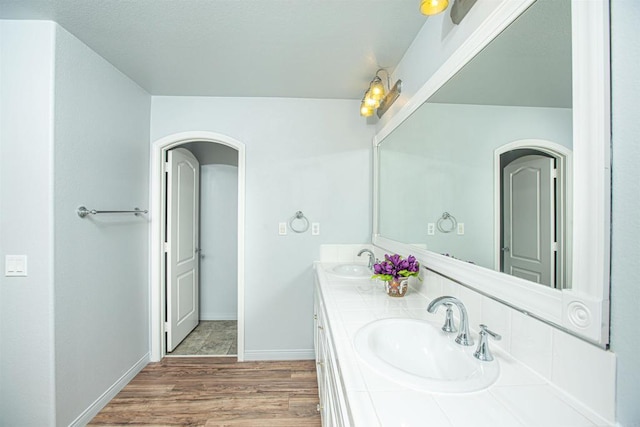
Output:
[
  {"left": 503, "top": 155, "right": 555, "bottom": 287},
  {"left": 166, "top": 148, "right": 200, "bottom": 352}
]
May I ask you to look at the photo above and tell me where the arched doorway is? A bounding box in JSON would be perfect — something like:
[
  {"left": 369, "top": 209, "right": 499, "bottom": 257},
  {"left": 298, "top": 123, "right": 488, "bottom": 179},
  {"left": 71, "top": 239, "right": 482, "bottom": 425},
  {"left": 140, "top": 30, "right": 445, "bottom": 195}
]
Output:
[
  {"left": 149, "top": 131, "right": 246, "bottom": 362},
  {"left": 494, "top": 139, "right": 572, "bottom": 289}
]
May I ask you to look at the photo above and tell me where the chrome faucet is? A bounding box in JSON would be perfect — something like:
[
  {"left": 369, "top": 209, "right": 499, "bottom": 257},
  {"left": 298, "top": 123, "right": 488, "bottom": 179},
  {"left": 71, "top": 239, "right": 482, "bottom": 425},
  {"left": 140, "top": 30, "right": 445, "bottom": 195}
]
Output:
[
  {"left": 357, "top": 249, "right": 376, "bottom": 270},
  {"left": 427, "top": 296, "right": 474, "bottom": 346},
  {"left": 473, "top": 324, "right": 502, "bottom": 361}
]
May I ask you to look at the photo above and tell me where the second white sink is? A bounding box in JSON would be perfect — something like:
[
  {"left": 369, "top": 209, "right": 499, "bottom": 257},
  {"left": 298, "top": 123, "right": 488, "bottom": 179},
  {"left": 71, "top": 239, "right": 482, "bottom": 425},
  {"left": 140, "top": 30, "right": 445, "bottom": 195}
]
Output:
[
  {"left": 328, "top": 264, "right": 371, "bottom": 279},
  {"left": 354, "top": 318, "right": 499, "bottom": 393}
]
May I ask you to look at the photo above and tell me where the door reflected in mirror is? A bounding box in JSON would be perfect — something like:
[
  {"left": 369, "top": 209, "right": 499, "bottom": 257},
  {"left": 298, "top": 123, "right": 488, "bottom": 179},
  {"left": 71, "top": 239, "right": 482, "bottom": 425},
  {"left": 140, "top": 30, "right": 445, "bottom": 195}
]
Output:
[
  {"left": 378, "top": 0, "right": 572, "bottom": 289},
  {"left": 498, "top": 142, "right": 570, "bottom": 290}
]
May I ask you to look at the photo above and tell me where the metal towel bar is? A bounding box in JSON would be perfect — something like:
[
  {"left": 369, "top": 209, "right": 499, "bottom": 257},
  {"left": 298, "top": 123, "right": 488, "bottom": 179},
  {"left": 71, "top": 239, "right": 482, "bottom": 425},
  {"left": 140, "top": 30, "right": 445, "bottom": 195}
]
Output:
[{"left": 77, "top": 206, "right": 148, "bottom": 218}]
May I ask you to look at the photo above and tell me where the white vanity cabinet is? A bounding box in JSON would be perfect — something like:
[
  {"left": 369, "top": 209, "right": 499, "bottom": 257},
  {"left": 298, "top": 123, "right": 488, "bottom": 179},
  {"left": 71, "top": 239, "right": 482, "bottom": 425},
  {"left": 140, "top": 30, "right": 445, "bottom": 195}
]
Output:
[{"left": 314, "top": 282, "right": 352, "bottom": 427}]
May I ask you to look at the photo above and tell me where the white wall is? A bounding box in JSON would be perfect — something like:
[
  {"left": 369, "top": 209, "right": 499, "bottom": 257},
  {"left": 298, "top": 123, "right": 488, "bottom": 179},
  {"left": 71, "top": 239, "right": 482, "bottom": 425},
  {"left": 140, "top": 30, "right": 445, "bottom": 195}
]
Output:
[
  {"left": 610, "top": 1, "right": 640, "bottom": 426},
  {"left": 200, "top": 164, "right": 238, "bottom": 320},
  {"left": 0, "top": 20, "right": 57, "bottom": 426},
  {"left": 151, "top": 97, "right": 373, "bottom": 358},
  {"left": 52, "top": 26, "right": 151, "bottom": 425},
  {"left": 379, "top": 103, "right": 572, "bottom": 268}
]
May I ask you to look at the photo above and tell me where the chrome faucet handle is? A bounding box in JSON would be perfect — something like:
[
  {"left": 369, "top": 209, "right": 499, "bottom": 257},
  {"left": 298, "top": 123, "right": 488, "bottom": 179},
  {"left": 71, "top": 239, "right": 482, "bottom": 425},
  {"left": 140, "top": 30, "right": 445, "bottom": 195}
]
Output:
[
  {"left": 441, "top": 303, "right": 457, "bottom": 333},
  {"left": 473, "top": 324, "right": 502, "bottom": 362}
]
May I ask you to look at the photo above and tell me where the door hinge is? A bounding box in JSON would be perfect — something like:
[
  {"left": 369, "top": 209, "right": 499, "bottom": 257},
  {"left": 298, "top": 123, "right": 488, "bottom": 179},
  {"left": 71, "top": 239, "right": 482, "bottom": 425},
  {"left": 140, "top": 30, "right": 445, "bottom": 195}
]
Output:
[
  {"left": 163, "top": 242, "right": 169, "bottom": 252},
  {"left": 552, "top": 168, "right": 558, "bottom": 178},
  {"left": 552, "top": 241, "right": 559, "bottom": 251},
  {"left": 163, "top": 161, "right": 170, "bottom": 173},
  {"left": 164, "top": 321, "right": 169, "bottom": 332}
]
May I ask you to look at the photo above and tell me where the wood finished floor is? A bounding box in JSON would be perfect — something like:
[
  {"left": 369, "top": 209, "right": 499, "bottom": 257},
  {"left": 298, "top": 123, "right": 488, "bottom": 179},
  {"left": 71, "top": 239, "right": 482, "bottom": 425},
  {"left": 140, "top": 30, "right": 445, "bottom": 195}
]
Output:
[{"left": 89, "top": 357, "right": 321, "bottom": 427}]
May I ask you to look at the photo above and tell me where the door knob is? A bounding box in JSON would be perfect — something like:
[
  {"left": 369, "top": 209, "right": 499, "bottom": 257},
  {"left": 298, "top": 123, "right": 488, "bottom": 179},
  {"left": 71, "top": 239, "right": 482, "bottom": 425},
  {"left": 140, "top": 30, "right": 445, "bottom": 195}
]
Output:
[{"left": 501, "top": 246, "right": 510, "bottom": 252}]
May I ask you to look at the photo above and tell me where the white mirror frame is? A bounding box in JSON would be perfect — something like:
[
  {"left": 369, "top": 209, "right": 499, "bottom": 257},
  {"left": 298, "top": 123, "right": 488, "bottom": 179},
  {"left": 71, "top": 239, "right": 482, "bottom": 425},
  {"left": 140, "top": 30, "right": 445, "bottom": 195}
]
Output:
[{"left": 372, "top": 0, "right": 610, "bottom": 346}]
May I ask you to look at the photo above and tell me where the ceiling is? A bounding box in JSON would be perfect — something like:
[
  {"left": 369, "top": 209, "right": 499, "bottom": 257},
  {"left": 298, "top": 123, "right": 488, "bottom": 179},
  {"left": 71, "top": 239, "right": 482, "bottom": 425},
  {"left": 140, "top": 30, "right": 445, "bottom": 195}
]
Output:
[
  {"left": 0, "top": 0, "right": 428, "bottom": 99},
  {"left": 429, "top": 0, "right": 572, "bottom": 108}
]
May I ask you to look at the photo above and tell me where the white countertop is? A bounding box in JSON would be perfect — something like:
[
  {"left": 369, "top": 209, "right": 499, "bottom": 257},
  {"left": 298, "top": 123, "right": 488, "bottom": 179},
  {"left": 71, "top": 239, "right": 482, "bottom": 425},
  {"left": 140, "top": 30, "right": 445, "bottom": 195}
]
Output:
[{"left": 314, "top": 262, "right": 611, "bottom": 427}]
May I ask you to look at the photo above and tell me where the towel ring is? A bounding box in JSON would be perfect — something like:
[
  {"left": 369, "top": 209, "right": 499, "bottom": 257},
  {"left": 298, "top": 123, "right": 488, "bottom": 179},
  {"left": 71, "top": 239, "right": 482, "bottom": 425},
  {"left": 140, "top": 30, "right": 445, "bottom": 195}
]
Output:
[
  {"left": 437, "top": 212, "right": 457, "bottom": 233},
  {"left": 289, "top": 211, "right": 309, "bottom": 233}
]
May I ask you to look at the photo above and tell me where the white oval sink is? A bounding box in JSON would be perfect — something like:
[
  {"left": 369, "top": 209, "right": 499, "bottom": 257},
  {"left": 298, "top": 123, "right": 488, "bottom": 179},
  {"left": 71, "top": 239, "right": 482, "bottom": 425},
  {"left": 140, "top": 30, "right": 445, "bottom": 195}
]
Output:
[
  {"left": 328, "top": 264, "right": 371, "bottom": 278},
  {"left": 354, "top": 318, "right": 499, "bottom": 393}
]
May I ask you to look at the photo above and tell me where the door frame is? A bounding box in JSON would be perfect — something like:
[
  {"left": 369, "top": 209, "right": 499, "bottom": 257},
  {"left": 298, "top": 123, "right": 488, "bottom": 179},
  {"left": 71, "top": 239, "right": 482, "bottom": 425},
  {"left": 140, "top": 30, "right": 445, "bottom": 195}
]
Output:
[
  {"left": 494, "top": 139, "right": 573, "bottom": 289},
  {"left": 149, "top": 131, "right": 246, "bottom": 362}
]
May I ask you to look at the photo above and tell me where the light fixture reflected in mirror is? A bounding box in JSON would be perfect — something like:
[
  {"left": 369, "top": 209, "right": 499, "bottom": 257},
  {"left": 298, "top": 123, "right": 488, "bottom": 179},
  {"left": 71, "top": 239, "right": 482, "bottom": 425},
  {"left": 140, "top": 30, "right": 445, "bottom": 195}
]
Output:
[
  {"left": 419, "top": 0, "right": 477, "bottom": 24},
  {"left": 360, "top": 69, "right": 402, "bottom": 118},
  {"left": 420, "top": 0, "right": 448, "bottom": 16}
]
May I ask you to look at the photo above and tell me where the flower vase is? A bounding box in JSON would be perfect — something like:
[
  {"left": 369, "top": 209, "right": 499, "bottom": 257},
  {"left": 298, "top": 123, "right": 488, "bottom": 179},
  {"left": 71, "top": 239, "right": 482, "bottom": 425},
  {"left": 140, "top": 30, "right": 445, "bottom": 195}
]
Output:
[{"left": 385, "top": 277, "right": 408, "bottom": 297}]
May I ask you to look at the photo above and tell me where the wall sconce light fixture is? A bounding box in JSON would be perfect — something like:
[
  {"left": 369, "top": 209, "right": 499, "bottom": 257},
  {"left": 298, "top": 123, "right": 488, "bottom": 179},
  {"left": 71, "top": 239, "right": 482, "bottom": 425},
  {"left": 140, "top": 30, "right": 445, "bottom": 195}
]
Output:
[{"left": 360, "top": 69, "right": 402, "bottom": 118}]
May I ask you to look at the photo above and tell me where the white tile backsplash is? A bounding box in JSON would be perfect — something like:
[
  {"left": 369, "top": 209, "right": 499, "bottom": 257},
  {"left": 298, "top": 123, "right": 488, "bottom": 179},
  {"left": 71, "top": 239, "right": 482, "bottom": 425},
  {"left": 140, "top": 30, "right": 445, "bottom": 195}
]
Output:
[
  {"left": 481, "top": 296, "right": 512, "bottom": 352},
  {"left": 491, "top": 385, "right": 598, "bottom": 427},
  {"left": 509, "top": 310, "right": 553, "bottom": 380},
  {"left": 551, "top": 330, "right": 616, "bottom": 424},
  {"left": 458, "top": 285, "right": 483, "bottom": 329},
  {"left": 319, "top": 245, "right": 339, "bottom": 262},
  {"left": 422, "top": 270, "right": 443, "bottom": 299},
  {"left": 441, "top": 275, "right": 461, "bottom": 297},
  {"left": 492, "top": 349, "right": 547, "bottom": 387}
]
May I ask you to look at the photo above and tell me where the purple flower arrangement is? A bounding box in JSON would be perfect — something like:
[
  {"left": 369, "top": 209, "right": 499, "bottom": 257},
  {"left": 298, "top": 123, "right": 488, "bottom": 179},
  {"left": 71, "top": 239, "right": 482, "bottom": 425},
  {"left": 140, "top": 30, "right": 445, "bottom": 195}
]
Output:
[{"left": 371, "top": 253, "right": 420, "bottom": 282}]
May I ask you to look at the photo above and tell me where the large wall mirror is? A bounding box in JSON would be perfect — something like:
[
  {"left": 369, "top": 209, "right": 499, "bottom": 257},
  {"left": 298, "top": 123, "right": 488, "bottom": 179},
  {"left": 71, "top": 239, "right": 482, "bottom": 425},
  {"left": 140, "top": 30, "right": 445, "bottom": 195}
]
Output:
[{"left": 373, "top": 0, "right": 610, "bottom": 345}]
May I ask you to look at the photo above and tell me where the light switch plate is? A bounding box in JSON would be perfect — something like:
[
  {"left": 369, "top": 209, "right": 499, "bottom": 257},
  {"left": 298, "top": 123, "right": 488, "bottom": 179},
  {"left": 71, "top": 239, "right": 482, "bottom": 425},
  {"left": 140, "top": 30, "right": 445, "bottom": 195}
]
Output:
[
  {"left": 278, "top": 222, "right": 287, "bottom": 235},
  {"left": 5, "top": 255, "right": 27, "bottom": 277},
  {"left": 457, "top": 223, "right": 465, "bottom": 235}
]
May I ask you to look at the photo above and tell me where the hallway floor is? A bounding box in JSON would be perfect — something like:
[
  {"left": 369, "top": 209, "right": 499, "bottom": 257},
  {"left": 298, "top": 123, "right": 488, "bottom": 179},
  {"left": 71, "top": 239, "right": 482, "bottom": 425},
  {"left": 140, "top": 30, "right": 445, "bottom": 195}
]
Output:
[
  {"left": 89, "top": 357, "right": 321, "bottom": 426},
  {"left": 170, "top": 320, "right": 237, "bottom": 356}
]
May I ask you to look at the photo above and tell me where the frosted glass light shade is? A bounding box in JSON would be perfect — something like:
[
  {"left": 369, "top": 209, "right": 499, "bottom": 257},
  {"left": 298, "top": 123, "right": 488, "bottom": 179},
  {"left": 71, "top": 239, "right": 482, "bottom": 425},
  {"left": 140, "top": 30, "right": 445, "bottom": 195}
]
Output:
[
  {"left": 360, "top": 101, "right": 374, "bottom": 117},
  {"left": 364, "top": 92, "right": 380, "bottom": 109},
  {"left": 369, "top": 77, "right": 386, "bottom": 101}
]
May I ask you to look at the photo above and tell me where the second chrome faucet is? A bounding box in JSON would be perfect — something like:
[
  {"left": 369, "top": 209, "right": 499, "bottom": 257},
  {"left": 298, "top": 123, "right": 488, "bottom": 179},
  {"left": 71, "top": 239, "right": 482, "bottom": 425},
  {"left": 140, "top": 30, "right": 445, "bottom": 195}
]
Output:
[{"left": 357, "top": 248, "right": 376, "bottom": 270}]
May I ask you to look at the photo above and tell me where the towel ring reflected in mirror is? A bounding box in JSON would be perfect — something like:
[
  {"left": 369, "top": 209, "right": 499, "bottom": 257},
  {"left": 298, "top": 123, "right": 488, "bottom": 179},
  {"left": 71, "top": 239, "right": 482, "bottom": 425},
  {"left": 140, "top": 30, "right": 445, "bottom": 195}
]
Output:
[{"left": 436, "top": 212, "right": 457, "bottom": 233}]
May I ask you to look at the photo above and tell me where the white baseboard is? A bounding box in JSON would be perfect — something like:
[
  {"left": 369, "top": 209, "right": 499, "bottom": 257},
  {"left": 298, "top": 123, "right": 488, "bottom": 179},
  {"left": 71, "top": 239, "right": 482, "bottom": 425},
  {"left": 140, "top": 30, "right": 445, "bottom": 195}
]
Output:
[
  {"left": 243, "top": 349, "right": 315, "bottom": 361},
  {"left": 69, "top": 353, "right": 149, "bottom": 427},
  {"left": 200, "top": 313, "right": 238, "bottom": 321}
]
